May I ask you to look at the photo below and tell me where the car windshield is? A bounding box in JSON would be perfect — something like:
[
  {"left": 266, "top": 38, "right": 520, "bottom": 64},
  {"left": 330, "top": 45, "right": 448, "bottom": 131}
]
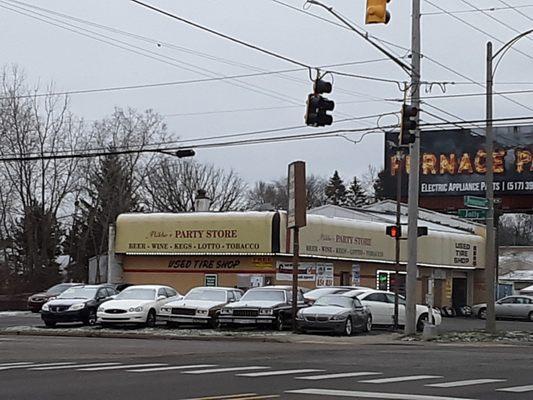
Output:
[
  {"left": 57, "top": 287, "right": 98, "bottom": 299},
  {"left": 46, "top": 284, "right": 75, "bottom": 295},
  {"left": 314, "top": 295, "right": 353, "bottom": 308},
  {"left": 241, "top": 290, "right": 285, "bottom": 302},
  {"left": 185, "top": 289, "right": 227, "bottom": 302},
  {"left": 115, "top": 288, "right": 155, "bottom": 300}
]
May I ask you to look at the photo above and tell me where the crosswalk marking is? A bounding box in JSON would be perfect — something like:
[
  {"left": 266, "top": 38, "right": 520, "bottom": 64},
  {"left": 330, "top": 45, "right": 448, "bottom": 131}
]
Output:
[
  {"left": 497, "top": 384, "right": 533, "bottom": 393},
  {"left": 237, "top": 369, "right": 323, "bottom": 377},
  {"left": 184, "top": 366, "right": 270, "bottom": 375},
  {"left": 285, "top": 389, "right": 478, "bottom": 400},
  {"left": 30, "top": 363, "right": 121, "bottom": 371},
  {"left": 180, "top": 394, "right": 257, "bottom": 400},
  {"left": 0, "top": 362, "right": 74, "bottom": 371},
  {"left": 78, "top": 363, "right": 166, "bottom": 371},
  {"left": 359, "top": 375, "right": 443, "bottom": 384},
  {"left": 0, "top": 362, "right": 35, "bottom": 367},
  {"left": 296, "top": 372, "right": 382, "bottom": 380},
  {"left": 427, "top": 379, "right": 506, "bottom": 388},
  {"left": 128, "top": 364, "right": 217, "bottom": 373}
]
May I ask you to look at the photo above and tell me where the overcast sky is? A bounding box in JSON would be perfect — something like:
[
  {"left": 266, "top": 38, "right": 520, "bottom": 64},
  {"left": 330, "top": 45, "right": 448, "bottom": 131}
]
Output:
[{"left": 2, "top": 0, "right": 533, "bottom": 185}]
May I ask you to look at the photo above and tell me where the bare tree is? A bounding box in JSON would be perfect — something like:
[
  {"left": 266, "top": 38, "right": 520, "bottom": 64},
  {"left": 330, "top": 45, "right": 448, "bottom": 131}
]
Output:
[
  {"left": 144, "top": 157, "right": 247, "bottom": 212},
  {"left": 361, "top": 164, "right": 379, "bottom": 203}
]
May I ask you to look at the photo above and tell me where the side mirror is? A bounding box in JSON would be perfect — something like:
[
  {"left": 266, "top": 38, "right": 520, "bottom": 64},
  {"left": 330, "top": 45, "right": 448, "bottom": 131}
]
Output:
[{"left": 157, "top": 295, "right": 166, "bottom": 301}]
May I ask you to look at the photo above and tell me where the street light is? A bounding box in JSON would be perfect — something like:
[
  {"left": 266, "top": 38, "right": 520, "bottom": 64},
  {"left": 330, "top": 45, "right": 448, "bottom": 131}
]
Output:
[{"left": 485, "top": 29, "right": 533, "bottom": 333}]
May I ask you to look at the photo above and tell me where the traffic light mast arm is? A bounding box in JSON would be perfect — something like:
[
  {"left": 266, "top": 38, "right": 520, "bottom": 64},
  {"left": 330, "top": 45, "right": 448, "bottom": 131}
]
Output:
[{"left": 306, "top": 0, "right": 413, "bottom": 76}]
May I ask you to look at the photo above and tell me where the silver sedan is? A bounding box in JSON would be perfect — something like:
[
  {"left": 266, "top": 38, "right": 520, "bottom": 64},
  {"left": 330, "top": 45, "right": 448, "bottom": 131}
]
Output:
[{"left": 472, "top": 295, "right": 533, "bottom": 321}]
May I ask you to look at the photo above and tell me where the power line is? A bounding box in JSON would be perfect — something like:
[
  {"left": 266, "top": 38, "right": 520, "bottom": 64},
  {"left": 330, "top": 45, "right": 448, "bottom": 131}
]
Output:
[
  {"left": 497, "top": 0, "right": 533, "bottom": 23},
  {"left": 422, "top": 4, "right": 533, "bottom": 16}
]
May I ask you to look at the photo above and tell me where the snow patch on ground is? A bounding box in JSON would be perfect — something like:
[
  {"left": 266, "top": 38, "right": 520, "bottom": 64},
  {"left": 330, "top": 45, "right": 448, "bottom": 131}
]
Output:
[{"left": 0, "top": 311, "right": 32, "bottom": 317}]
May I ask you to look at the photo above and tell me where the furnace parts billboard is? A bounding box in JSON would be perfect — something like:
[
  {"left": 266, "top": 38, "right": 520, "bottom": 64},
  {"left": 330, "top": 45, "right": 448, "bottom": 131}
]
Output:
[{"left": 385, "top": 126, "right": 533, "bottom": 197}]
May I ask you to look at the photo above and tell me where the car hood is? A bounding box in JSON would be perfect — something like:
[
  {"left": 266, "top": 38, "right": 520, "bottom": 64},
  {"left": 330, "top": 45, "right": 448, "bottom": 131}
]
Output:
[
  {"left": 47, "top": 298, "right": 88, "bottom": 306},
  {"left": 30, "top": 292, "right": 54, "bottom": 300},
  {"left": 225, "top": 300, "right": 285, "bottom": 309},
  {"left": 300, "top": 306, "right": 349, "bottom": 316},
  {"left": 165, "top": 299, "right": 225, "bottom": 309},
  {"left": 100, "top": 299, "right": 154, "bottom": 309},
  {"left": 471, "top": 303, "right": 487, "bottom": 309}
]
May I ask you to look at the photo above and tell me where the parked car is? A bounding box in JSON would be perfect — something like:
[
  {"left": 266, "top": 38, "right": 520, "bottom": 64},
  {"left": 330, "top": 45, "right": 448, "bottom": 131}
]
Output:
[
  {"left": 41, "top": 285, "right": 117, "bottom": 327},
  {"left": 346, "top": 289, "right": 442, "bottom": 331},
  {"left": 296, "top": 294, "right": 372, "bottom": 336},
  {"left": 219, "top": 285, "right": 306, "bottom": 330},
  {"left": 97, "top": 285, "right": 180, "bottom": 327},
  {"left": 304, "top": 286, "right": 372, "bottom": 304},
  {"left": 159, "top": 287, "right": 243, "bottom": 328},
  {"left": 472, "top": 295, "right": 533, "bottom": 321},
  {"left": 27, "top": 283, "right": 83, "bottom": 313}
]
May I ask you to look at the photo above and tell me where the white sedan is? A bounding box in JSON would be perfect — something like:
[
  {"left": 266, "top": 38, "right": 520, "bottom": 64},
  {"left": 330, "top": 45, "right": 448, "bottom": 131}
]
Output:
[
  {"left": 344, "top": 289, "right": 442, "bottom": 331},
  {"left": 97, "top": 285, "right": 181, "bottom": 327}
]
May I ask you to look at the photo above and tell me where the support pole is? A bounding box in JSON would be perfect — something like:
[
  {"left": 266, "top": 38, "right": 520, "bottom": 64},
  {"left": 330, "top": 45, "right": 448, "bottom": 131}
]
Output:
[
  {"left": 394, "top": 149, "right": 402, "bottom": 330},
  {"left": 405, "top": 0, "right": 421, "bottom": 335},
  {"left": 485, "top": 41, "right": 496, "bottom": 332},
  {"left": 292, "top": 227, "right": 300, "bottom": 332}
]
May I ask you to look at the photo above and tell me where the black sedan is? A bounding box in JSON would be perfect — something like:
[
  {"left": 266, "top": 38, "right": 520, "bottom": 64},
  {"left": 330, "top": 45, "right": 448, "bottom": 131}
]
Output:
[
  {"left": 41, "top": 285, "right": 117, "bottom": 327},
  {"left": 296, "top": 294, "right": 372, "bottom": 336}
]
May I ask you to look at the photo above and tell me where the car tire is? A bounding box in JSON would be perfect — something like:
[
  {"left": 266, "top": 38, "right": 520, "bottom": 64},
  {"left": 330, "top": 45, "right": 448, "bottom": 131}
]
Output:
[
  {"left": 145, "top": 309, "right": 156, "bottom": 328},
  {"left": 209, "top": 315, "right": 221, "bottom": 329},
  {"left": 84, "top": 309, "right": 97, "bottom": 326},
  {"left": 343, "top": 318, "right": 353, "bottom": 336},
  {"left": 478, "top": 308, "right": 487, "bottom": 320},
  {"left": 274, "top": 314, "right": 285, "bottom": 331},
  {"left": 416, "top": 313, "right": 428, "bottom": 332},
  {"left": 44, "top": 320, "right": 56, "bottom": 328},
  {"left": 528, "top": 312, "right": 533, "bottom": 322},
  {"left": 363, "top": 315, "right": 372, "bottom": 333}
]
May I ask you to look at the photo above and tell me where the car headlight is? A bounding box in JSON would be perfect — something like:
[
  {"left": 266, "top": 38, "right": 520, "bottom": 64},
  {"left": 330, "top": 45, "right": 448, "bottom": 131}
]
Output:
[
  {"left": 259, "top": 308, "right": 273, "bottom": 315},
  {"left": 221, "top": 308, "right": 232, "bottom": 315},
  {"left": 296, "top": 310, "right": 304, "bottom": 319},
  {"left": 331, "top": 314, "right": 347, "bottom": 320},
  {"left": 97, "top": 307, "right": 104, "bottom": 313},
  {"left": 68, "top": 303, "right": 85, "bottom": 311},
  {"left": 160, "top": 307, "right": 171, "bottom": 313},
  {"left": 128, "top": 306, "right": 144, "bottom": 312},
  {"left": 196, "top": 309, "right": 208, "bottom": 316},
  {"left": 41, "top": 303, "right": 50, "bottom": 311}
]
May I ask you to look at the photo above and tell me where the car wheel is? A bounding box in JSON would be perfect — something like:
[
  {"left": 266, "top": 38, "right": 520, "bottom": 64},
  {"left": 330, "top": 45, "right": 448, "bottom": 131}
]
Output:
[
  {"left": 478, "top": 308, "right": 487, "bottom": 320},
  {"left": 44, "top": 320, "right": 56, "bottom": 328},
  {"left": 416, "top": 313, "right": 428, "bottom": 332},
  {"left": 528, "top": 312, "right": 533, "bottom": 322},
  {"left": 145, "top": 310, "right": 156, "bottom": 328},
  {"left": 343, "top": 318, "right": 353, "bottom": 336},
  {"left": 274, "top": 314, "right": 285, "bottom": 331},
  {"left": 363, "top": 315, "right": 372, "bottom": 333},
  {"left": 84, "top": 309, "right": 97, "bottom": 326}
]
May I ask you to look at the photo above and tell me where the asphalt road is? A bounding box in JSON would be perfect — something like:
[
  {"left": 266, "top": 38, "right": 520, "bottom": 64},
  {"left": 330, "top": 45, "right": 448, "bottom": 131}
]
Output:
[{"left": 1, "top": 334, "right": 532, "bottom": 400}]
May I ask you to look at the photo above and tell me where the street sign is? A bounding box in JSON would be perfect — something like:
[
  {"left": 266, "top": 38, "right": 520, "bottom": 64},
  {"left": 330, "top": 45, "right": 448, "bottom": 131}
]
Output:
[
  {"left": 458, "top": 208, "right": 487, "bottom": 219},
  {"left": 464, "top": 195, "right": 489, "bottom": 209}
]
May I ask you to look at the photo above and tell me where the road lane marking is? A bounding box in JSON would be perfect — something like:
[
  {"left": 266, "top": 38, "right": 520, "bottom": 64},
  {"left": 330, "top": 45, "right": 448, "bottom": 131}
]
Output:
[
  {"left": 285, "top": 389, "right": 478, "bottom": 400},
  {"left": 0, "top": 362, "right": 75, "bottom": 371},
  {"left": 184, "top": 366, "right": 270, "bottom": 374},
  {"left": 359, "top": 375, "right": 443, "bottom": 384},
  {"left": 427, "top": 379, "right": 506, "bottom": 388},
  {"left": 78, "top": 363, "right": 166, "bottom": 371},
  {"left": 128, "top": 364, "right": 217, "bottom": 372},
  {"left": 30, "top": 363, "right": 121, "bottom": 370},
  {"left": 234, "top": 396, "right": 279, "bottom": 400},
  {"left": 237, "top": 369, "right": 323, "bottom": 377},
  {"left": 296, "top": 372, "right": 382, "bottom": 380},
  {"left": 497, "top": 384, "right": 533, "bottom": 393},
  {"left": 0, "top": 362, "right": 35, "bottom": 367},
  {"left": 180, "top": 394, "right": 257, "bottom": 400}
]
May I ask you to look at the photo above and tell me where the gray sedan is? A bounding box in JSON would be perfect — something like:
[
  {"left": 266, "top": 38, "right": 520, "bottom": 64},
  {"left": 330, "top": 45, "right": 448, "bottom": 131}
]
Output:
[
  {"left": 296, "top": 294, "right": 372, "bottom": 336},
  {"left": 472, "top": 295, "right": 533, "bottom": 321}
]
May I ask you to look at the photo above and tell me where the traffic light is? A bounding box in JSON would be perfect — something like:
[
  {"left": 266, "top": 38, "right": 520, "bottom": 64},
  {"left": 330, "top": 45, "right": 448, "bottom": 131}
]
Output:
[
  {"left": 365, "top": 0, "right": 391, "bottom": 25},
  {"left": 400, "top": 104, "right": 418, "bottom": 146},
  {"left": 305, "top": 79, "right": 335, "bottom": 127},
  {"left": 386, "top": 225, "right": 401, "bottom": 238}
]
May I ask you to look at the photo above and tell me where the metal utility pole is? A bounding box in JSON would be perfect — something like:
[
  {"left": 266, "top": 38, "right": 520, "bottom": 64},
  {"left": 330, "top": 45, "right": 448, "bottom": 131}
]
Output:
[
  {"left": 485, "top": 42, "right": 496, "bottom": 333},
  {"left": 405, "top": 0, "right": 421, "bottom": 335},
  {"left": 394, "top": 149, "right": 403, "bottom": 329}
]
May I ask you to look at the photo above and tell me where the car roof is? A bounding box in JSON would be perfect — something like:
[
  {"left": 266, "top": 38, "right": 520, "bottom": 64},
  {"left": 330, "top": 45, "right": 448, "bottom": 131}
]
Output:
[
  {"left": 76, "top": 285, "right": 111, "bottom": 289},
  {"left": 249, "top": 285, "right": 293, "bottom": 290},
  {"left": 122, "top": 285, "right": 174, "bottom": 290},
  {"left": 342, "top": 288, "right": 379, "bottom": 297},
  {"left": 189, "top": 286, "right": 242, "bottom": 291}
]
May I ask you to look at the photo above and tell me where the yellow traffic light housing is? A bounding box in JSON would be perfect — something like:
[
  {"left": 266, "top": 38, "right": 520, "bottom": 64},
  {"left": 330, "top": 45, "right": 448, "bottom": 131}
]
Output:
[{"left": 365, "top": 0, "right": 391, "bottom": 24}]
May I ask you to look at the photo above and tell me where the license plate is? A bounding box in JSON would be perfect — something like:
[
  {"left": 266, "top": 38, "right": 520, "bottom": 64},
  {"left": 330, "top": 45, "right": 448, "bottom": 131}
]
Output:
[
  {"left": 234, "top": 319, "right": 256, "bottom": 324},
  {"left": 192, "top": 319, "right": 207, "bottom": 323}
]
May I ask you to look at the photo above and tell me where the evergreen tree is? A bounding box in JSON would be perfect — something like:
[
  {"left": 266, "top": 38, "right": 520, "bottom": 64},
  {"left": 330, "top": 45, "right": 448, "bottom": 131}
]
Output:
[
  {"left": 346, "top": 176, "right": 367, "bottom": 207},
  {"left": 325, "top": 170, "right": 347, "bottom": 206},
  {"left": 374, "top": 169, "right": 395, "bottom": 201},
  {"left": 67, "top": 153, "right": 138, "bottom": 282}
]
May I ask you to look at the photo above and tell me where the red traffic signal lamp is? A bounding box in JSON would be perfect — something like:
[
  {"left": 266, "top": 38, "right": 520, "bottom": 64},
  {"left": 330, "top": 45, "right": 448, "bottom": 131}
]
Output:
[
  {"left": 366, "top": 0, "right": 391, "bottom": 25},
  {"left": 386, "top": 225, "right": 401, "bottom": 238},
  {"left": 400, "top": 104, "right": 418, "bottom": 146}
]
